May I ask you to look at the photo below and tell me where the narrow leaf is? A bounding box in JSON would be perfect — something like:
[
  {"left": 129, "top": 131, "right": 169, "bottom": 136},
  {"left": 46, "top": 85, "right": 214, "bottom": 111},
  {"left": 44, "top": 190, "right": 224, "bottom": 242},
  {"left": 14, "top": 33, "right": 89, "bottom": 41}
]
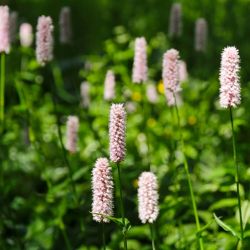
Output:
[{"left": 213, "top": 213, "right": 241, "bottom": 239}]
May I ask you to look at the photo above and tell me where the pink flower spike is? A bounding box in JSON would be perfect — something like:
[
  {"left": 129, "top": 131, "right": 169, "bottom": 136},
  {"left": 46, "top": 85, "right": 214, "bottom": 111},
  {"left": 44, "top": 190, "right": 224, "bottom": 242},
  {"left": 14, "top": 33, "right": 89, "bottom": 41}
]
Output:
[
  {"left": 162, "top": 49, "right": 180, "bottom": 106},
  {"left": 59, "top": 7, "right": 72, "bottom": 44},
  {"left": 165, "top": 90, "right": 175, "bottom": 106},
  {"left": 19, "top": 23, "right": 33, "bottom": 48},
  {"left": 146, "top": 84, "right": 158, "bottom": 104},
  {"left": 195, "top": 18, "right": 208, "bottom": 52},
  {"left": 92, "top": 157, "right": 114, "bottom": 223},
  {"left": 104, "top": 70, "right": 116, "bottom": 101},
  {"left": 65, "top": 115, "right": 79, "bottom": 153},
  {"left": 138, "top": 172, "right": 159, "bottom": 224},
  {"left": 219, "top": 46, "right": 241, "bottom": 108},
  {"left": 179, "top": 60, "right": 188, "bottom": 82},
  {"left": 80, "top": 81, "right": 90, "bottom": 108},
  {"left": 36, "top": 16, "right": 54, "bottom": 65},
  {"left": 132, "top": 37, "right": 148, "bottom": 83},
  {"left": 109, "top": 104, "right": 126, "bottom": 163},
  {"left": 168, "top": 3, "right": 182, "bottom": 38},
  {"left": 0, "top": 6, "right": 10, "bottom": 53}
]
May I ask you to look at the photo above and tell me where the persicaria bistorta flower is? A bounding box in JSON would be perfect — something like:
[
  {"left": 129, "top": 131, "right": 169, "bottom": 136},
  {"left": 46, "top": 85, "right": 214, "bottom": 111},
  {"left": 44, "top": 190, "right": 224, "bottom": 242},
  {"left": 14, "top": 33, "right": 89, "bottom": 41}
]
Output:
[
  {"left": 132, "top": 37, "right": 148, "bottom": 83},
  {"left": 19, "top": 23, "right": 33, "bottom": 47},
  {"left": 80, "top": 81, "right": 90, "bottom": 108},
  {"left": 219, "top": 46, "right": 241, "bottom": 108},
  {"left": 109, "top": 104, "right": 126, "bottom": 163},
  {"left": 0, "top": 6, "right": 10, "bottom": 53},
  {"left": 59, "top": 7, "right": 72, "bottom": 44},
  {"left": 36, "top": 16, "right": 54, "bottom": 65},
  {"left": 146, "top": 84, "right": 158, "bottom": 104},
  {"left": 65, "top": 115, "right": 79, "bottom": 153},
  {"left": 162, "top": 49, "right": 180, "bottom": 106},
  {"left": 104, "top": 70, "right": 116, "bottom": 101},
  {"left": 92, "top": 157, "right": 114, "bottom": 223},
  {"left": 138, "top": 172, "right": 159, "bottom": 224},
  {"left": 179, "top": 60, "right": 188, "bottom": 82},
  {"left": 168, "top": 3, "right": 182, "bottom": 38},
  {"left": 195, "top": 18, "right": 208, "bottom": 52}
]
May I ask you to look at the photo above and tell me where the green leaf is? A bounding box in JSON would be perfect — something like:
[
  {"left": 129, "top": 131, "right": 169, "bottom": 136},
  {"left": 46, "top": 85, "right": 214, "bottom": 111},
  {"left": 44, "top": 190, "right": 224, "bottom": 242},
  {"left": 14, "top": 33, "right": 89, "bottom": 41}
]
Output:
[
  {"left": 91, "top": 213, "right": 131, "bottom": 233},
  {"left": 237, "top": 200, "right": 250, "bottom": 229},
  {"left": 213, "top": 213, "right": 241, "bottom": 239},
  {"left": 210, "top": 198, "right": 238, "bottom": 210},
  {"left": 105, "top": 216, "right": 131, "bottom": 233}
]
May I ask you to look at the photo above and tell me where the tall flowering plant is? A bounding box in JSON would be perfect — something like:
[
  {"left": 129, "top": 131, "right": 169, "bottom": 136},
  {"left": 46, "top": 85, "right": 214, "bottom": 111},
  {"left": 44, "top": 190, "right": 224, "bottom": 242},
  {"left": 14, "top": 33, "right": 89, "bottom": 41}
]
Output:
[
  {"left": 218, "top": 46, "right": 244, "bottom": 246},
  {"left": 0, "top": 6, "right": 10, "bottom": 128}
]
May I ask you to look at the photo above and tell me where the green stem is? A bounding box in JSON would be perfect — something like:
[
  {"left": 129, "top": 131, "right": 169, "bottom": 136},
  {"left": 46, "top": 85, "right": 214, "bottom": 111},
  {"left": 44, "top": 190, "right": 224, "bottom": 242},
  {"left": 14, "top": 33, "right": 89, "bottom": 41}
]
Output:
[
  {"left": 61, "top": 228, "right": 72, "bottom": 250},
  {"left": 15, "top": 79, "right": 52, "bottom": 189},
  {"left": 142, "top": 93, "right": 151, "bottom": 171},
  {"left": 174, "top": 95, "right": 204, "bottom": 250},
  {"left": 54, "top": 99, "right": 78, "bottom": 205},
  {"left": 229, "top": 107, "right": 244, "bottom": 242},
  {"left": 150, "top": 223, "right": 156, "bottom": 250},
  {"left": 0, "top": 53, "right": 6, "bottom": 128},
  {"left": 83, "top": 111, "right": 106, "bottom": 156},
  {"left": 102, "top": 223, "right": 106, "bottom": 250},
  {"left": 51, "top": 63, "right": 75, "bottom": 103},
  {"left": 50, "top": 63, "right": 78, "bottom": 205},
  {"left": 117, "top": 162, "right": 128, "bottom": 250}
]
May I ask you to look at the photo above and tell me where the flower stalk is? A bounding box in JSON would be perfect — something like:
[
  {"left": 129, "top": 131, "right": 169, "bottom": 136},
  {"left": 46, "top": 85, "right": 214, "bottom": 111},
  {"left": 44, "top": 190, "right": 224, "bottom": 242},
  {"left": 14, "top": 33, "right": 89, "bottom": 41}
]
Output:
[
  {"left": 117, "top": 162, "right": 128, "bottom": 250},
  {"left": 229, "top": 107, "right": 244, "bottom": 242},
  {"left": 0, "top": 53, "right": 5, "bottom": 128},
  {"left": 174, "top": 95, "right": 204, "bottom": 250}
]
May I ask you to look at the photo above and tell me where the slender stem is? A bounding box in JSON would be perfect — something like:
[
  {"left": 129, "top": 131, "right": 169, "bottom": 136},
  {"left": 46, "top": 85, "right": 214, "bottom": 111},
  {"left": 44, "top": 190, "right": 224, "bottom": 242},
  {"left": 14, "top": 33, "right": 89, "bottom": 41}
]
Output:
[
  {"left": 61, "top": 228, "right": 72, "bottom": 250},
  {"left": 0, "top": 53, "right": 6, "bottom": 128},
  {"left": 15, "top": 79, "right": 53, "bottom": 189},
  {"left": 150, "top": 223, "right": 156, "bottom": 250},
  {"left": 54, "top": 99, "right": 78, "bottom": 204},
  {"left": 141, "top": 88, "right": 151, "bottom": 170},
  {"left": 50, "top": 63, "right": 78, "bottom": 205},
  {"left": 51, "top": 63, "right": 75, "bottom": 103},
  {"left": 84, "top": 111, "right": 106, "bottom": 156},
  {"left": 229, "top": 107, "right": 244, "bottom": 242},
  {"left": 102, "top": 223, "right": 106, "bottom": 250},
  {"left": 117, "top": 162, "right": 128, "bottom": 250},
  {"left": 174, "top": 95, "right": 204, "bottom": 250},
  {"left": 0, "top": 53, "right": 6, "bottom": 185}
]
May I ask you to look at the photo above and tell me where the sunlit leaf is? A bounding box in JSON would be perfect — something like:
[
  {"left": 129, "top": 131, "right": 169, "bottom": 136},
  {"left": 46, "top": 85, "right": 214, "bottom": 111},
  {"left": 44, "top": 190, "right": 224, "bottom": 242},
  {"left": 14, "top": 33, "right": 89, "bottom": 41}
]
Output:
[{"left": 213, "top": 213, "right": 241, "bottom": 239}]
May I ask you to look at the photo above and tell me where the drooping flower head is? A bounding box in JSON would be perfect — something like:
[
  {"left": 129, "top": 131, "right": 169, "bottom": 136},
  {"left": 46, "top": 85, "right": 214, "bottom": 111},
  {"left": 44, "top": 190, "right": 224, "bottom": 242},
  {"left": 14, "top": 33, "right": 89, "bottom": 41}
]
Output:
[
  {"left": 36, "top": 16, "right": 54, "bottom": 65},
  {"left": 219, "top": 46, "right": 240, "bottom": 108},
  {"left": 104, "top": 70, "right": 116, "bottom": 101},
  {"left": 65, "top": 115, "right": 79, "bottom": 153},
  {"left": 109, "top": 104, "right": 126, "bottom": 163},
  {"left": 168, "top": 3, "right": 182, "bottom": 38},
  {"left": 195, "top": 18, "right": 208, "bottom": 52},
  {"left": 9, "top": 11, "right": 18, "bottom": 43},
  {"left": 132, "top": 37, "right": 148, "bottom": 83},
  {"left": 92, "top": 157, "right": 114, "bottom": 223},
  {"left": 59, "top": 6, "right": 72, "bottom": 44},
  {"left": 138, "top": 172, "right": 159, "bottom": 224},
  {"left": 162, "top": 49, "right": 180, "bottom": 106},
  {"left": 0, "top": 6, "right": 10, "bottom": 53},
  {"left": 19, "top": 23, "right": 33, "bottom": 48},
  {"left": 146, "top": 84, "right": 158, "bottom": 104},
  {"left": 80, "top": 81, "right": 90, "bottom": 108}
]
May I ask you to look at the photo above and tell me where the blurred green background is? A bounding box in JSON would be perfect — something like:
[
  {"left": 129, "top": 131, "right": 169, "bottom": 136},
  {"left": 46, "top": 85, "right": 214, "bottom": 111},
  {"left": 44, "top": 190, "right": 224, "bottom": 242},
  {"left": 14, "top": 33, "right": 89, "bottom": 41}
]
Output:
[{"left": 6, "top": 0, "right": 250, "bottom": 80}]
